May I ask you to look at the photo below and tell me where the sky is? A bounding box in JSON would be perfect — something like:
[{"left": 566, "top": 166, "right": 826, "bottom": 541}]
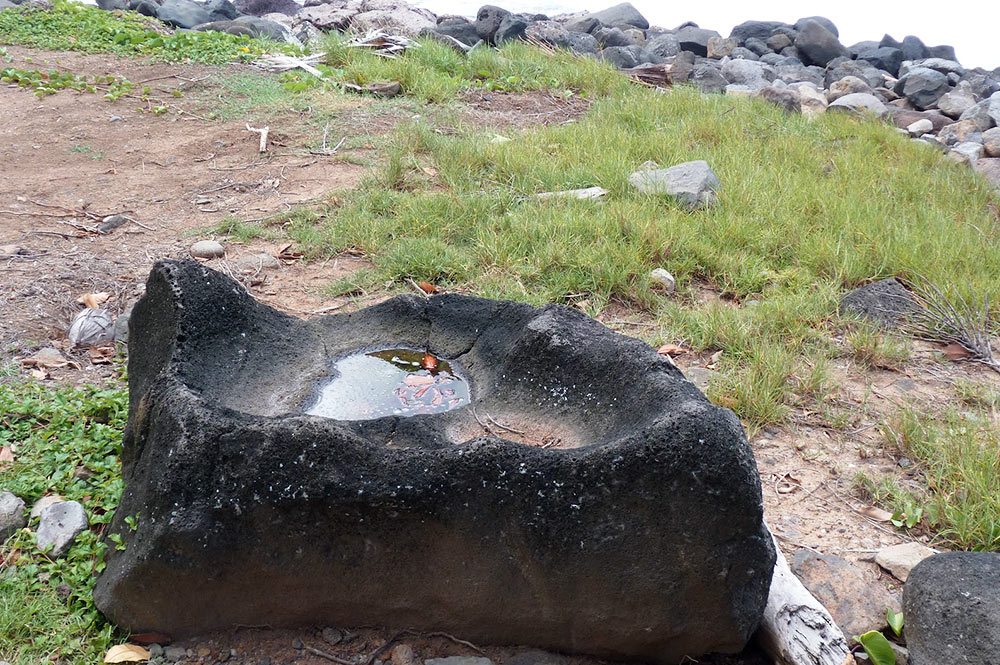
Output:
[{"left": 410, "top": 0, "right": 1000, "bottom": 71}]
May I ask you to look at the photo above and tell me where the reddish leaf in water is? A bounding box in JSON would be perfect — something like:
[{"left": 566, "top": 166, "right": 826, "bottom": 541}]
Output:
[{"left": 421, "top": 352, "right": 439, "bottom": 371}]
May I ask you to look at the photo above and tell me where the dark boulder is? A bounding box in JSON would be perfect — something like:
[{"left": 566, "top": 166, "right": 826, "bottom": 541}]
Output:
[
  {"left": 756, "top": 86, "right": 800, "bottom": 113},
  {"left": 233, "top": 15, "right": 288, "bottom": 41},
  {"left": 193, "top": 19, "right": 256, "bottom": 36},
  {"left": 565, "top": 32, "right": 600, "bottom": 55},
  {"left": 494, "top": 14, "right": 527, "bottom": 44},
  {"left": 690, "top": 63, "right": 728, "bottom": 93},
  {"left": 929, "top": 44, "right": 957, "bottom": 61},
  {"left": 900, "top": 34, "right": 930, "bottom": 61},
  {"left": 233, "top": 0, "right": 298, "bottom": 17},
  {"left": 593, "top": 25, "right": 631, "bottom": 48},
  {"left": 728, "top": 20, "right": 789, "bottom": 45},
  {"left": 525, "top": 21, "right": 572, "bottom": 49},
  {"left": 894, "top": 67, "right": 951, "bottom": 110},
  {"left": 204, "top": 0, "right": 239, "bottom": 21},
  {"left": 646, "top": 32, "right": 679, "bottom": 58},
  {"left": 888, "top": 107, "right": 953, "bottom": 132},
  {"left": 591, "top": 2, "right": 648, "bottom": 30},
  {"left": 793, "top": 19, "right": 848, "bottom": 67},
  {"left": 92, "top": 260, "right": 775, "bottom": 664},
  {"left": 904, "top": 552, "right": 1000, "bottom": 665},
  {"left": 599, "top": 45, "right": 656, "bottom": 69},
  {"left": 563, "top": 14, "right": 599, "bottom": 34},
  {"left": 855, "top": 46, "right": 904, "bottom": 77},
  {"left": 794, "top": 15, "right": 838, "bottom": 37},
  {"left": 131, "top": 0, "right": 158, "bottom": 16},
  {"left": 97, "top": 0, "right": 129, "bottom": 10},
  {"left": 840, "top": 278, "right": 922, "bottom": 328},
  {"left": 744, "top": 37, "right": 770, "bottom": 56},
  {"left": 156, "top": 0, "right": 210, "bottom": 28},
  {"left": 676, "top": 26, "right": 720, "bottom": 57},
  {"left": 429, "top": 18, "right": 479, "bottom": 46},
  {"left": 474, "top": 5, "right": 509, "bottom": 42},
  {"left": 825, "top": 60, "right": 885, "bottom": 90}
]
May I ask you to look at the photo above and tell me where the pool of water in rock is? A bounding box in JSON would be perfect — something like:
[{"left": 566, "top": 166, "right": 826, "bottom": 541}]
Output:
[{"left": 306, "top": 349, "right": 471, "bottom": 420}]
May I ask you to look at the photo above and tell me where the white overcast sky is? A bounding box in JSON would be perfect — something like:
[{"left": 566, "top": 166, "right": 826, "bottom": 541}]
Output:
[{"left": 412, "top": 0, "right": 1000, "bottom": 70}]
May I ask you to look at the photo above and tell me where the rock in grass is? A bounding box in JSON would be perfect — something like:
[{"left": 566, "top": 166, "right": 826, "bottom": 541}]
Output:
[
  {"left": 628, "top": 160, "right": 720, "bottom": 209},
  {"left": 790, "top": 551, "right": 897, "bottom": 637},
  {"left": 37, "top": 500, "right": 88, "bottom": 558},
  {"left": 840, "top": 278, "right": 922, "bottom": 329},
  {"left": 904, "top": 552, "right": 1000, "bottom": 665},
  {"left": 0, "top": 491, "right": 27, "bottom": 541},
  {"left": 650, "top": 268, "right": 675, "bottom": 292},
  {"left": 827, "top": 92, "right": 888, "bottom": 118},
  {"left": 875, "top": 542, "right": 937, "bottom": 581},
  {"left": 190, "top": 240, "right": 225, "bottom": 259},
  {"left": 156, "top": 0, "right": 211, "bottom": 29}
]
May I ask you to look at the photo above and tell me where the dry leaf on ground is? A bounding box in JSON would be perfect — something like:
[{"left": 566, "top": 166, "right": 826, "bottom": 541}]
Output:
[
  {"left": 858, "top": 505, "right": 894, "bottom": 522},
  {"left": 21, "top": 347, "right": 75, "bottom": 369},
  {"left": 0, "top": 446, "right": 14, "bottom": 467},
  {"left": 78, "top": 292, "right": 111, "bottom": 309},
  {"left": 88, "top": 346, "right": 115, "bottom": 365},
  {"left": 104, "top": 644, "right": 151, "bottom": 663},
  {"left": 417, "top": 281, "right": 437, "bottom": 294},
  {"left": 657, "top": 343, "right": 689, "bottom": 356},
  {"left": 940, "top": 343, "right": 971, "bottom": 360}
]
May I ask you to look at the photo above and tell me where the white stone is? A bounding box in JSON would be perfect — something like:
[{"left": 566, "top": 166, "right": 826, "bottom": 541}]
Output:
[
  {"left": 190, "top": 240, "right": 225, "bottom": 259},
  {"left": 533, "top": 187, "right": 608, "bottom": 201},
  {"left": 650, "top": 268, "right": 676, "bottom": 292},
  {"left": 30, "top": 494, "right": 64, "bottom": 519},
  {"left": 37, "top": 500, "right": 88, "bottom": 558},
  {"left": 828, "top": 92, "right": 889, "bottom": 118},
  {"left": 906, "top": 118, "right": 933, "bottom": 136},
  {"left": 875, "top": 542, "right": 937, "bottom": 581},
  {"left": 628, "top": 160, "right": 721, "bottom": 210}
]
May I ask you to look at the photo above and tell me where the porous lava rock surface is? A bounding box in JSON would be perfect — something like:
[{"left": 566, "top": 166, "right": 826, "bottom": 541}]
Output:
[{"left": 94, "top": 259, "right": 774, "bottom": 663}]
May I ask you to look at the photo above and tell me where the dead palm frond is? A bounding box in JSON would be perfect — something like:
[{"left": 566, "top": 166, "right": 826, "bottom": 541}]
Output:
[{"left": 900, "top": 275, "right": 1000, "bottom": 374}]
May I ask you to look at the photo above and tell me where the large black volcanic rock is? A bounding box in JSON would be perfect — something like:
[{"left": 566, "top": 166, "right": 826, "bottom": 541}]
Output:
[{"left": 94, "top": 260, "right": 774, "bottom": 664}]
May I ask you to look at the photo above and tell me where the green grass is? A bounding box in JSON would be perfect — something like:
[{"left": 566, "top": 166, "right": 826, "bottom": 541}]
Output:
[
  {"left": 871, "top": 407, "right": 1000, "bottom": 550},
  {"left": 271, "top": 82, "right": 999, "bottom": 430},
  {"left": 0, "top": 382, "right": 128, "bottom": 664},
  {"left": 0, "top": 0, "right": 286, "bottom": 64}
]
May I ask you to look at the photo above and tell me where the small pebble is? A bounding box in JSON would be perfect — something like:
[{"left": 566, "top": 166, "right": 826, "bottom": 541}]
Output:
[{"left": 650, "top": 268, "right": 676, "bottom": 292}]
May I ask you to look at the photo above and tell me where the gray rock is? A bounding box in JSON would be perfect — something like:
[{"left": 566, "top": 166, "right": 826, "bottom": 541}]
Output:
[
  {"left": 962, "top": 74, "right": 999, "bottom": 101},
  {"left": 684, "top": 366, "right": 715, "bottom": 392},
  {"left": 756, "top": 86, "right": 800, "bottom": 113},
  {"left": 930, "top": 44, "right": 957, "bottom": 60},
  {"left": 649, "top": 268, "right": 675, "bottom": 292},
  {"left": 828, "top": 75, "right": 873, "bottom": 102},
  {"left": 194, "top": 20, "right": 257, "bottom": 37},
  {"left": 163, "top": 645, "right": 187, "bottom": 662},
  {"left": 983, "top": 127, "right": 1000, "bottom": 158},
  {"left": 0, "top": 491, "right": 27, "bottom": 541},
  {"left": 525, "top": 21, "right": 571, "bottom": 49},
  {"left": 204, "top": 0, "right": 239, "bottom": 20},
  {"left": 562, "top": 14, "right": 598, "bottom": 34},
  {"left": 939, "top": 119, "right": 985, "bottom": 146},
  {"left": 599, "top": 45, "right": 655, "bottom": 69},
  {"left": 794, "top": 15, "right": 837, "bottom": 37},
  {"left": 474, "top": 5, "right": 508, "bottom": 42},
  {"left": 743, "top": 37, "right": 769, "bottom": 56},
  {"left": 936, "top": 80, "right": 977, "bottom": 118},
  {"left": 190, "top": 240, "right": 225, "bottom": 259},
  {"left": 629, "top": 160, "right": 720, "bottom": 209},
  {"left": 114, "top": 306, "right": 133, "bottom": 344},
  {"left": 297, "top": 4, "right": 353, "bottom": 30},
  {"left": 777, "top": 64, "right": 823, "bottom": 87},
  {"left": 728, "top": 20, "right": 788, "bottom": 44},
  {"left": 0, "top": 0, "right": 17, "bottom": 9},
  {"left": 676, "top": 26, "right": 720, "bottom": 57},
  {"left": 730, "top": 47, "right": 759, "bottom": 61},
  {"left": 900, "top": 34, "right": 930, "bottom": 61},
  {"left": 565, "top": 32, "right": 599, "bottom": 55},
  {"left": 904, "top": 552, "right": 1000, "bottom": 665},
  {"left": 645, "top": 32, "right": 679, "bottom": 58},
  {"left": 593, "top": 26, "right": 631, "bottom": 48},
  {"left": 791, "top": 551, "right": 897, "bottom": 637},
  {"left": 690, "top": 63, "right": 728, "bottom": 93},
  {"left": 975, "top": 157, "right": 1000, "bottom": 191},
  {"left": 765, "top": 33, "right": 792, "bottom": 52},
  {"left": 840, "top": 278, "right": 921, "bottom": 328},
  {"left": 233, "top": 253, "right": 281, "bottom": 273},
  {"left": 876, "top": 542, "right": 937, "bottom": 581},
  {"left": 352, "top": 8, "right": 434, "bottom": 36},
  {"left": 758, "top": 53, "right": 783, "bottom": 65},
  {"left": 721, "top": 59, "right": 768, "bottom": 90},
  {"left": 425, "top": 19, "right": 479, "bottom": 47},
  {"left": 591, "top": 2, "right": 647, "bottom": 30},
  {"left": 97, "top": 0, "right": 129, "bottom": 10},
  {"left": 913, "top": 57, "right": 965, "bottom": 76},
  {"left": 906, "top": 118, "right": 934, "bottom": 136},
  {"left": 891, "top": 108, "right": 960, "bottom": 132},
  {"left": 950, "top": 141, "right": 984, "bottom": 164},
  {"left": 156, "top": 0, "right": 211, "bottom": 28},
  {"left": 494, "top": 14, "right": 527, "bottom": 44},
  {"left": 30, "top": 495, "right": 64, "bottom": 519},
  {"left": 93, "top": 259, "right": 775, "bottom": 663},
  {"left": 960, "top": 97, "right": 998, "bottom": 131},
  {"left": 988, "top": 91, "right": 1000, "bottom": 126},
  {"left": 37, "top": 500, "right": 88, "bottom": 558},
  {"left": 828, "top": 92, "right": 889, "bottom": 118},
  {"left": 426, "top": 659, "right": 494, "bottom": 665},
  {"left": 855, "top": 46, "right": 903, "bottom": 77},
  {"left": 793, "top": 19, "right": 848, "bottom": 67},
  {"left": 825, "top": 60, "right": 885, "bottom": 90}
]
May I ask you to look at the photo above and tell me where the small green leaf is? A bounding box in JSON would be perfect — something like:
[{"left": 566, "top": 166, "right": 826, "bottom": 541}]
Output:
[
  {"left": 856, "top": 630, "right": 895, "bottom": 665},
  {"left": 886, "top": 608, "right": 904, "bottom": 637}
]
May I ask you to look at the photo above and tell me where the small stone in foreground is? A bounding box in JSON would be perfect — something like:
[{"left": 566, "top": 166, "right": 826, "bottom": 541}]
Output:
[
  {"left": 650, "top": 268, "right": 676, "bottom": 292},
  {"left": 37, "top": 500, "right": 88, "bottom": 558},
  {"left": 628, "top": 160, "right": 720, "bottom": 209},
  {"left": 840, "top": 278, "right": 922, "bottom": 329},
  {"left": 875, "top": 541, "right": 937, "bottom": 581},
  {"left": 190, "top": 240, "right": 225, "bottom": 259},
  {"left": 0, "top": 491, "right": 27, "bottom": 541}
]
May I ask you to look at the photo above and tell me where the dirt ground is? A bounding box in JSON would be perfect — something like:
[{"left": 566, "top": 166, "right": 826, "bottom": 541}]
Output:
[{"left": 3, "top": 46, "right": 999, "bottom": 664}]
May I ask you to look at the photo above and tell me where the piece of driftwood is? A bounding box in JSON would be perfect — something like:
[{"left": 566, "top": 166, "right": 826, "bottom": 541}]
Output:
[
  {"left": 246, "top": 124, "right": 269, "bottom": 153},
  {"left": 620, "top": 63, "right": 674, "bottom": 87},
  {"left": 758, "top": 530, "right": 855, "bottom": 665},
  {"left": 532, "top": 186, "right": 608, "bottom": 200}
]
